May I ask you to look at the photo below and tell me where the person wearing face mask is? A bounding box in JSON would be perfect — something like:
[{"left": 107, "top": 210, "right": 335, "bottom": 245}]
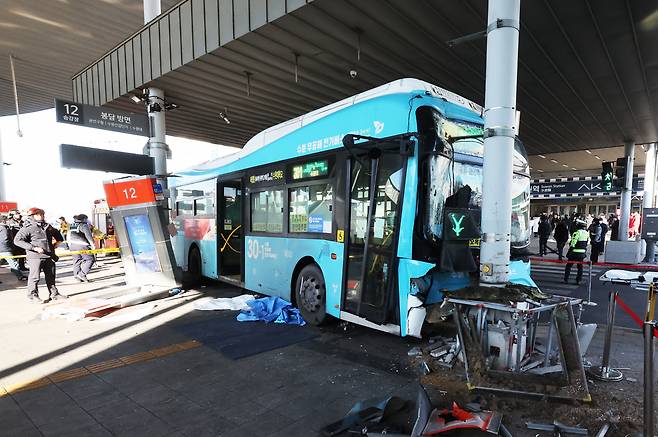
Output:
[{"left": 13, "top": 207, "right": 65, "bottom": 303}]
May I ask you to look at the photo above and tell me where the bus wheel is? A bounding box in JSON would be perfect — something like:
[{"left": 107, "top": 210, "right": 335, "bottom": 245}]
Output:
[
  {"left": 185, "top": 247, "right": 203, "bottom": 288},
  {"left": 295, "top": 264, "right": 326, "bottom": 325}
]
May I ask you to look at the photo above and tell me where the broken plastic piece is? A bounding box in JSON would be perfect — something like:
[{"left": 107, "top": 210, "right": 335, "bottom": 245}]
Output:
[{"left": 422, "top": 402, "right": 501, "bottom": 435}]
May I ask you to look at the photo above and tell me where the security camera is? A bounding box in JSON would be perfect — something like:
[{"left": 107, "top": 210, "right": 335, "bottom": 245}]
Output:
[{"left": 349, "top": 69, "right": 358, "bottom": 79}]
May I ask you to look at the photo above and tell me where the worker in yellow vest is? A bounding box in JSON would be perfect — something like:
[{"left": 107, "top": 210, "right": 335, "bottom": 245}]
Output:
[{"left": 564, "top": 218, "right": 589, "bottom": 285}]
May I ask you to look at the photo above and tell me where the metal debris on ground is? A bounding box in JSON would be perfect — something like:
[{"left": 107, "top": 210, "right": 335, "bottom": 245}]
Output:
[{"left": 526, "top": 421, "right": 588, "bottom": 435}]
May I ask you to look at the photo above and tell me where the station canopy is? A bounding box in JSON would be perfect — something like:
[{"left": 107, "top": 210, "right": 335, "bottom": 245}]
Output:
[{"left": 1, "top": 0, "right": 658, "bottom": 163}]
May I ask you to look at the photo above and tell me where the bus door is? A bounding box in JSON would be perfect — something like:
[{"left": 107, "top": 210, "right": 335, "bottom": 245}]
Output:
[
  {"left": 218, "top": 178, "right": 243, "bottom": 284},
  {"left": 343, "top": 147, "right": 406, "bottom": 325}
]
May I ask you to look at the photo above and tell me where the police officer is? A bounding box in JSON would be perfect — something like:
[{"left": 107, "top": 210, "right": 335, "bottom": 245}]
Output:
[
  {"left": 13, "top": 207, "right": 65, "bottom": 303},
  {"left": 6, "top": 209, "right": 26, "bottom": 272},
  {"left": 68, "top": 214, "right": 95, "bottom": 282},
  {"left": 564, "top": 218, "right": 589, "bottom": 285}
]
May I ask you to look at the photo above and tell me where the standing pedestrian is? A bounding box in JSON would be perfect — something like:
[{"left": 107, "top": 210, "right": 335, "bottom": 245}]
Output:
[
  {"left": 13, "top": 207, "right": 65, "bottom": 303},
  {"left": 68, "top": 214, "right": 95, "bottom": 282},
  {"left": 0, "top": 215, "right": 26, "bottom": 281},
  {"left": 599, "top": 214, "right": 609, "bottom": 255},
  {"left": 538, "top": 214, "right": 552, "bottom": 256},
  {"left": 564, "top": 219, "right": 589, "bottom": 285},
  {"left": 588, "top": 218, "right": 602, "bottom": 264},
  {"left": 609, "top": 214, "right": 619, "bottom": 241},
  {"left": 57, "top": 217, "right": 70, "bottom": 247},
  {"left": 554, "top": 218, "right": 570, "bottom": 261}
]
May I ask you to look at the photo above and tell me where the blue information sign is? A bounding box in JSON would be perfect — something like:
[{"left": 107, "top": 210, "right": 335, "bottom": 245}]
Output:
[{"left": 124, "top": 214, "right": 162, "bottom": 273}]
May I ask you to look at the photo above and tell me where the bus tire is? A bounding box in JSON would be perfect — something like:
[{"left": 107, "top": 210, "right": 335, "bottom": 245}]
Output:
[
  {"left": 184, "top": 246, "right": 203, "bottom": 288},
  {"left": 295, "top": 264, "right": 327, "bottom": 326}
]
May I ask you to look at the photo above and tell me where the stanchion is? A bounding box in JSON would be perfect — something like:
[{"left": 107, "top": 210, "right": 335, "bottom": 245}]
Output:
[
  {"left": 587, "top": 261, "right": 593, "bottom": 303},
  {"left": 587, "top": 291, "right": 624, "bottom": 381},
  {"left": 644, "top": 320, "right": 655, "bottom": 437},
  {"left": 645, "top": 281, "right": 657, "bottom": 322}
]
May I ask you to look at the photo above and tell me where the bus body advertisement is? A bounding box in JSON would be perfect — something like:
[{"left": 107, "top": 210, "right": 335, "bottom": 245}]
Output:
[{"left": 170, "top": 78, "right": 535, "bottom": 337}]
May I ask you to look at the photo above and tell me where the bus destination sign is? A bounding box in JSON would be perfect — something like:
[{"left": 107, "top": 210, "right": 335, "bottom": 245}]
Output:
[
  {"left": 55, "top": 98, "right": 149, "bottom": 137},
  {"left": 292, "top": 160, "right": 329, "bottom": 180},
  {"left": 248, "top": 168, "right": 285, "bottom": 186}
]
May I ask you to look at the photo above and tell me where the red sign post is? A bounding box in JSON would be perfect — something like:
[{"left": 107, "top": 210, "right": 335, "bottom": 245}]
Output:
[{"left": 103, "top": 178, "right": 158, "bottom": 208}]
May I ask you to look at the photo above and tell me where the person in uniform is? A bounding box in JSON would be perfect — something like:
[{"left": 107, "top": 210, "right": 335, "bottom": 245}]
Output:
[
  {"left": 68, "top": 214, "right": 95, "bottom": 282},
  {"left": 0, "top": 214, "right": 26, "bottom": 281},
  {"left": 564, "top": 218, "right": 589, "bottom": 285},
  {"left": 6, "top": 209, "right": 26, "bottom": 273},
  {"left": 13, "top": 207, "right": 65, "bottom": 303}
]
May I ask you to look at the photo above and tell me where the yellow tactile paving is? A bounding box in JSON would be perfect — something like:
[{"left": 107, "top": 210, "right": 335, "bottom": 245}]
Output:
[{"left": 0, "top": 339, "right": 203, "bottom": 397}]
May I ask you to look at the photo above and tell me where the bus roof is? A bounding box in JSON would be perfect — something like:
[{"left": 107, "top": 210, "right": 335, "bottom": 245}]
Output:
[{"left": 174, "top": 78, "right": 483, "bottom": 182}]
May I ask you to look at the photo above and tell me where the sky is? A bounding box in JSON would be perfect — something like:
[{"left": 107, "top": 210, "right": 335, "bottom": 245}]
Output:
[{"left": 0, "top": 109, "right": 236, "bottom": 221}]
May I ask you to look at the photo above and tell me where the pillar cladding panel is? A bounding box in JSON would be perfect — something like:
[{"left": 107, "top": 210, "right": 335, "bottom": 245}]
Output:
[
  {"left": 268, "top": 0, "right": 286, "bottom": 20},
  {"left": 150, "top": 24, "right": 162, "bottom": 79},
  {"left": 219, "top": 0, "right": 234, "bottom": 45},
  {"left": 111, "top": 50, "right": 121, "bottom": 100},
  {"left": 141, "top": 28, "right": 153, "bottom": 83},
  {"left": 132, "top": 35, "right": 143, "bottom": 86},
  {"left": 117, "top": 45, "right": 127, "bottom": 95},
  {"left": 250, "top": 0, "right": 267, "bottom": 29},
  {"left": 192, "top": 0, "right": 207, "bottom": 58},
  {"left": 90, "top": 64, "right": 99, "bottom": 106},
  {"left": 169, "top": 8, "right": 183, "bottom": 70},
  {"left": 160, "top": 16, "right": 172, "bottom": 75},
  {"left": 125, "top": 41, "right": 135, "bottom": 91},
  {"left": 234, "top": 0, "right": 250, "bottom": 38}
]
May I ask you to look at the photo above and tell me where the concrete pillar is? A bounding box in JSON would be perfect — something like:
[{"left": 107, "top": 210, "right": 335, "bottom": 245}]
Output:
[
  {"left": 618, "top": 142, "right": 635, "bottom": 241},
  {"left": 644, "top": 143, "right": 657, "bottom": 262},
  {"left": 146, "top": 87, "right": 169, "bottom": 190},
  {"left": 479, "top": 0, "right": 521, "bottom": 286},
  {"left": 143, "top": 0, "right": 161, "bottom": 24}
]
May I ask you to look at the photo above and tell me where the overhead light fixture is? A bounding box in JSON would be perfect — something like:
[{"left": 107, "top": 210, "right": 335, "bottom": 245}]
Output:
[
  {"left": 538, "top": 154, "right": 546, "bottom": 159},
  {"left": 571, "top": 167, "right": 577, "bottom": 170},
  {"left": 594, "top": 155, "right": 601, "bottom": 160},
  {"left": 164, "top": 102, "right": 179, "bottom": 111},
  {"left": 218, "top": 109, "right": 230, "bottom": 124},
  {"left": 562, "top": 164, "right": 569, "bottom": 168},
  {"left": 585, "top": 149, "right": 592, "bottom": 154},
  {"left": 537, "top": 169, "right": 544, "bottom": 173},
  {"left": 129, "top": 94, "right": 142, "bottom": 104},
  {"left": 550, "top": 159, "right": 558, "bottom": 163}
]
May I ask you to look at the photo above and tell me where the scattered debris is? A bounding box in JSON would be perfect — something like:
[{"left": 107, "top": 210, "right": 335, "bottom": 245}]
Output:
[
  {"left": 423, "top": 401, "right": 502, "bottom": 435},
  {"left": 526, "top": 421, "right": 588, "bottom": 435},
  {"left": 408, "top": 346, "right": 423, "bottom": 357},
  {"left": 419, "top": 361, "right": 431, "bottom": 375},
  {"left": 193, "top": 294, "right": 254, "bottom": 311},
  {"left": 595, "top": 423, "right": 610, "bottom": 437},
  {"left": 625, "top": 377, "right": 637, "bottom": 382}
]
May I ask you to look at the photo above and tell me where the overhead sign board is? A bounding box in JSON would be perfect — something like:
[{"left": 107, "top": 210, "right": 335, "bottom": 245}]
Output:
[
  {"left": 55, "top": 98, "right": 149, "bottom": 136},
  {"left": 60, "top": 144, "right": 155, "bottom": 175},
  {"left": 531, "top": 177, "right": 644, "bottom": 197},
  {"left": 0, "top": 202, "right": 18, "bottom": 213}
]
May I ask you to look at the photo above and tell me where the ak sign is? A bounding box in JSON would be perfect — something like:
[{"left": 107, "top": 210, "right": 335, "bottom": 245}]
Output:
[
  {"left": 531, "top": 177, "right": 644, "bottom": 196},
  {"left": 55, "top": 99, "right": 149, "bottom": 136}
]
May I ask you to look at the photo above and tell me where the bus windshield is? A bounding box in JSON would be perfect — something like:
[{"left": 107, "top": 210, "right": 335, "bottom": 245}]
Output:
[{"left": 424, "top": 115, "right": 531, "bottom": 249}]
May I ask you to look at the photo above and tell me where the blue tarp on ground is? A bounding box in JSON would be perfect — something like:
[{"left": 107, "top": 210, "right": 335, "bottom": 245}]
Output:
[{"left": 237, "top": 296, "right": 306, "bottom": 326}]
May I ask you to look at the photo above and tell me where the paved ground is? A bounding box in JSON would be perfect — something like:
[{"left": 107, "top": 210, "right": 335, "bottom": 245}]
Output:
[
  {"left": 0, "top": 251, "right": 654, "bottom": 436},
  {"left": 0, "top": 256, "right": 416, "bottom": 437}
]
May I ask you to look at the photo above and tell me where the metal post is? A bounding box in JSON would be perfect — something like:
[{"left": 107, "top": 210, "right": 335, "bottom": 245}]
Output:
[
  {"left": 644, "top": 143, "right": 657, "bottom": 262},
  {"left": 644, "top": 321, "right": 655, "bottom": 437},
  {"left": 479, "top": 0, "right": 521, "bottom": 285},
  {"left": 143, "top": 0, "right": 161, "bottom": 24},
  {"left": 0, "top": 125, "right": 6, "bottom": 201},
  {"left": 587, "top": 261, "right": 593, "bottom": 303},
  {"left": 618, "top": 142, "right": 635, "bottom": 241},
  {"left": 587, "top": 291, "right": 624, "bottom": 381},
  {"left": 145, "top": 87, "right": 169, "bottom": 190}
]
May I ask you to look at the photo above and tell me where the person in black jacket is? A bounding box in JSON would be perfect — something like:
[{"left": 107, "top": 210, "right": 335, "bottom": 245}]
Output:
[
  {"left": 553, "top": 218, "right": 570, "bottom": 261},
  {"left": 538, "top": 214, "right": 552, "bottom": 256},
  {"left": 14, "top": 207, "right": 65, "bottom": 303},
  {"left": 6, "top": 209, "right": 26, "bottom": 272},
  {"left": 68, "top": 214, "right": 95, "bottom": 282},
  {"left": 0, "top": 215, "right": 25, "bottom": 280}
]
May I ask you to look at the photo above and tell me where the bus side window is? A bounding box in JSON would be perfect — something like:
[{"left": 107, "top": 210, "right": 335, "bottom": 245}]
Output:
[
  {"left": 194, "top": 198, "right": 213, "bottom": 216},
  {"left": 289, "top": 184, "right": 333, "bottom": 234},
  {"left": 250, "top": 189, "right": 284, "bottom": 233},
  {"left": 177, "top": 200, "right": 193, "bottom": 216}
]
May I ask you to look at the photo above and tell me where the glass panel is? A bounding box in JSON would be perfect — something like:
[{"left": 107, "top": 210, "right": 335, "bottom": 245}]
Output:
[
  {"left": 361, "top": 154, "right": 403, "bottom": 308},
  {"left": 425, "top": 155, "right": 453, "bottom": 241},
  {"left": 250, "top": 190, "right": 284, "bottom": 233},
  {"left": 177, "top": 200, "right": 193, "bottom": 216},
  {"left": 220, "top": 186, "right": 242, "bottom": 275},
  {"left": 345, "top": 162, "right": 370, "bottom": 306},
  {"left": 511, "top": 173, "right": 531, "bottom": 248},
  {"left": 289, "top": 184, "right": 333, "bottom": 233},
  {"left": 454, "top": 161, "right": 483, "bottom": 208},
  {"left": 194, "top": 197, "right": 214, "bottom": 215}
]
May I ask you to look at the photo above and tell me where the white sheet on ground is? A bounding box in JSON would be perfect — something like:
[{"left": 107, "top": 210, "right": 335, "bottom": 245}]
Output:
[{"left": 193, "top": 294, "right": 255, "bottom": 311}]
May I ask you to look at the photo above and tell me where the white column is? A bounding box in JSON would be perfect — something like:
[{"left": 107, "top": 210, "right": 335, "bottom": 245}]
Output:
[
  {"left": 618, "top": 142, "right": 635, "bottom": 241},
  {"left": 146, "top": 87, "right": 169, "bottom": 189},
  {"left": 644, "top": 143, "right": 657, "bottom": 261},
  {"left": 143, "top": 0, "right": 161, "bottom": 24},
  {"left": 479, "top": 0, "right": 521, "bottom": 286}
]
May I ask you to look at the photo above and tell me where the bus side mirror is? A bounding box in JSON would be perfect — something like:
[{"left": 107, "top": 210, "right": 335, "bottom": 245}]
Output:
[{"left": 343, "top": 134, "right": 355, "bottom": 149}]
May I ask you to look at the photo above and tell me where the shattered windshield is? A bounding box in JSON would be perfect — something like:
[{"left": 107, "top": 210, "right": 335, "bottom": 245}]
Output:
[{"left": 424, "top": 114, "right": 531, "bottom": 249}]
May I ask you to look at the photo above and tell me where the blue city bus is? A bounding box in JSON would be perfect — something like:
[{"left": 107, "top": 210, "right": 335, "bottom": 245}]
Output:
[{"left": 170, "top": 78, "right": 535, "bottom": 337}]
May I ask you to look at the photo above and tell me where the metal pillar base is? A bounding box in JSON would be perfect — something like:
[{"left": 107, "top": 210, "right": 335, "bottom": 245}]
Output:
[{"left": 586, "top": 366, "right": 623, "bottom": 382}]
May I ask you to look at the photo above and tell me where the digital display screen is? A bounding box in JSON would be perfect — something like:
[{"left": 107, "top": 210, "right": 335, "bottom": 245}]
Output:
[
  {"left": 292, "top": 160, "right": 329, "bottom": 180},
  {"left": 124, "top": 214, "right": 162, "bottom": 273}
]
